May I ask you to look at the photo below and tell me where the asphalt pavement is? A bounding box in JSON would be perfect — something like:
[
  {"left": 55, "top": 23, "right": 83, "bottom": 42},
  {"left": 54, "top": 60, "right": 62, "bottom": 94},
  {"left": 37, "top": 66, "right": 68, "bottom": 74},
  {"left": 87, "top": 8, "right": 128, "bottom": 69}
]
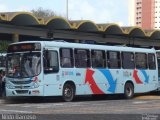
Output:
[{"left": 0, "top": 95, "right": 160, "bottom": 120}]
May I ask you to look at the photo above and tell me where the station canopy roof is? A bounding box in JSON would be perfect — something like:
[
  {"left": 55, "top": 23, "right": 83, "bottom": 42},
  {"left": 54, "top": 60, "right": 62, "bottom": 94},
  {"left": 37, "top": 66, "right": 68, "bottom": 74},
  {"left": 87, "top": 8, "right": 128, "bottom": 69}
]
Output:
[{"left": 1, "top": 12, "right": 160, "bottom": 39}]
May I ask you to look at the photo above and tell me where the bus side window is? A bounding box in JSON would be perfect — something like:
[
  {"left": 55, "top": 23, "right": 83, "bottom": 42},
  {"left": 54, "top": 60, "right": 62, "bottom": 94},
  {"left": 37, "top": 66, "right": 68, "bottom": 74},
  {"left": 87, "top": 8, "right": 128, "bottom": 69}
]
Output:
[
  {"left": 43, "top": 50, "right": 59, "bottom": 73},
  {"left": 91, "top": 50, "right": 106, "bottom": 68},
  {"left": 122, "top": 52, "right": 135, "bottom": 69},
  {"left": 60, "top": 48, "right": 74, "bottom": 68},
  {"left": 107, "top": 51, "right": 121, "bottom": 69},
  {"left": 74, "top": 49, "right": 90, "bottom": 68},
  {"left": 148, "top": 53, "right": 156, "bottom": 70},
  {"left": 135, "top": 53, "right": 147, "bottom": 69}
]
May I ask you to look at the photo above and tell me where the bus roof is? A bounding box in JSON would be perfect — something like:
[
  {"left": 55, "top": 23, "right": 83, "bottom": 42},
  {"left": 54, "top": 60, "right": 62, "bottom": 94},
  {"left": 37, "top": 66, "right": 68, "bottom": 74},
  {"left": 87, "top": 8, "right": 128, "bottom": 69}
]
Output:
[{"left": 10, "top": 40, "right": 156, "bottom": 53}]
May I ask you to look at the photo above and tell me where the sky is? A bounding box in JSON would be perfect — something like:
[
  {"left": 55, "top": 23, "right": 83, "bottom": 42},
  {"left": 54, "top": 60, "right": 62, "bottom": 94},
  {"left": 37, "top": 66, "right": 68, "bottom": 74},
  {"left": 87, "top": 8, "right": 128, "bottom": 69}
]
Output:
[{"left": 0, "top": 0, "right": 128, "bottom": 26}]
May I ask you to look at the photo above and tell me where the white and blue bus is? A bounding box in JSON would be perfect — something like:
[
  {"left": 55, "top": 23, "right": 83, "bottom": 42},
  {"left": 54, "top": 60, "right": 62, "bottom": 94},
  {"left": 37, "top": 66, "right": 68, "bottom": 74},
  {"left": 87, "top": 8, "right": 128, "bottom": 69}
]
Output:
[{"left": 5, "top": 41, "right": 159, "bottom": 101}]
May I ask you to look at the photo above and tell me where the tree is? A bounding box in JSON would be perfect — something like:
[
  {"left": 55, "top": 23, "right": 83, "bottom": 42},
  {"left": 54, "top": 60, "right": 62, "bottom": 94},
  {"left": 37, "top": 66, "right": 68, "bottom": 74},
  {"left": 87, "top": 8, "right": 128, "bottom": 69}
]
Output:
[
  {"left": 0, "top": 40, "right": 10, "bottom": 52},
  {"left": 31, "top": 7, "right": 56, "bottom": 18}
]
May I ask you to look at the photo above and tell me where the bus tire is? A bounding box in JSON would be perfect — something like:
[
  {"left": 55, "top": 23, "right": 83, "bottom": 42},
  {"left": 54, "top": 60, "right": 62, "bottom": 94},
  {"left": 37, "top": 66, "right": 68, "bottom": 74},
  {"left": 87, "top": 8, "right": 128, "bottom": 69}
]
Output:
[
  {"left": 124, "top": 82, "right": 134, "bottom": 99},
  {"left": 62, "top": 83, "right": 75, "bottom": 102}
]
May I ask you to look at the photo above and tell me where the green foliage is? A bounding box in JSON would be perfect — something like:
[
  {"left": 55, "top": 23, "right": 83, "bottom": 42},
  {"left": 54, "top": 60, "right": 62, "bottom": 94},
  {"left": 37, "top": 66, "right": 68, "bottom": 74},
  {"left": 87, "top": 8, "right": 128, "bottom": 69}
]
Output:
[{"left": 0, "top": 40, "right": 10, "bottom": 52}]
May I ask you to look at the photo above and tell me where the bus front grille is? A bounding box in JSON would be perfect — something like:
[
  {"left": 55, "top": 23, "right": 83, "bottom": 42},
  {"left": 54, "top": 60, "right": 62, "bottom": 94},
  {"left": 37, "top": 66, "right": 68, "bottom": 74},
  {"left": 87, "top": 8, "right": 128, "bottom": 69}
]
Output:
[
  {"left": 11, "top": 81, "right": 32, "bottom": 84},
  {"left": 15, "top": 90, "right": 29, "bottom": 94},
  {"left": 15, "top": 86, "right": 31, "bottom": 89}
]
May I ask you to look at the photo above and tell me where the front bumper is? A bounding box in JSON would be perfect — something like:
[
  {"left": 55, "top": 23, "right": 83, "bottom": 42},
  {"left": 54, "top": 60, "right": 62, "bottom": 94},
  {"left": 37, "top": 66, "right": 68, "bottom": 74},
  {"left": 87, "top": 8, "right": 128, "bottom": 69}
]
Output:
[{"left": 6, "top": 85, "right": 44, "bottom": 97}]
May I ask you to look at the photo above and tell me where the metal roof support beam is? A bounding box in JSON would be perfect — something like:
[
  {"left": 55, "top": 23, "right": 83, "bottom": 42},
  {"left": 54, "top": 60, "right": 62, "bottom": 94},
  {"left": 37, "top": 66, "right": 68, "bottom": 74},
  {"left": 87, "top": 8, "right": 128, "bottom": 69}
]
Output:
[
  {"left": 53, "top": 30, "right": 160, "bottom": 47},
  {"left": 0, "top": 23, "right": 47, "bottom": 37},
  {"left": 0, "top": 24, "right": 160, "bottom": 47}
]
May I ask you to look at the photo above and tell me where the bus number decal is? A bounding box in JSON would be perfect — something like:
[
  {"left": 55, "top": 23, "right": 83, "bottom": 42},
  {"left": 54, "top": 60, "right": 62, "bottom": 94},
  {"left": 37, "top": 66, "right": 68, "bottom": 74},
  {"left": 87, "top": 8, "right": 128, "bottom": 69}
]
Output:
[
  {"left": 85, "top": 69, "right": 105, "bottom": 94},
  {"left": 62, "top": 71, "right": 74, "bottom": 76}
]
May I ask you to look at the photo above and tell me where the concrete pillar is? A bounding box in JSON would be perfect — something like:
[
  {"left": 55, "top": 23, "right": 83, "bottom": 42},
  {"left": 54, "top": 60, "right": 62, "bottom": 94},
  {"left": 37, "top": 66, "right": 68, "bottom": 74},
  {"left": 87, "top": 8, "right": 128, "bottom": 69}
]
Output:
[{"left": 12, "top": 33, "right": 19, "bottom": 43}]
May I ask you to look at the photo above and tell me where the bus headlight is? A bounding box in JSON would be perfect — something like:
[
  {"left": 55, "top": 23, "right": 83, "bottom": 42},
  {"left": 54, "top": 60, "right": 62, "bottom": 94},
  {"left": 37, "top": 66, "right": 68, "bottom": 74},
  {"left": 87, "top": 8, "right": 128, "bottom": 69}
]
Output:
[{"left": 33, "top": 82, "right": 39, "bottom": 88}]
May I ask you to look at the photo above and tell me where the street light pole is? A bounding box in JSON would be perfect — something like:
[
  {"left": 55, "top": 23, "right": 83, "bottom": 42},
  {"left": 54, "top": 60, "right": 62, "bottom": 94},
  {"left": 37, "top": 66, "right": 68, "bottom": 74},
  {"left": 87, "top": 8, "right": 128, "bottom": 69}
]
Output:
[{"left": 66, "top": 0, "right": 68, "bottom": 19}]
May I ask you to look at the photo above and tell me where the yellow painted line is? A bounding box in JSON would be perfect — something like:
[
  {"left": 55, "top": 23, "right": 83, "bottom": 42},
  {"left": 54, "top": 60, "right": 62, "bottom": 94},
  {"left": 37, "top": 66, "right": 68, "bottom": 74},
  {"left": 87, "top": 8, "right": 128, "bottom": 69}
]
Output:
[{"left": 134, "top": 95, "right": 160, "bottom": 100}]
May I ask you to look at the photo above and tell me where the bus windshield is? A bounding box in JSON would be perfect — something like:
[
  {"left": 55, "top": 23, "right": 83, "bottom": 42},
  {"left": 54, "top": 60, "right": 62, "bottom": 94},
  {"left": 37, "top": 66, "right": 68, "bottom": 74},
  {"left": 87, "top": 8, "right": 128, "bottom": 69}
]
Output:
[{"left": 6, "top": 52, "right": 41, "bottom": 78}]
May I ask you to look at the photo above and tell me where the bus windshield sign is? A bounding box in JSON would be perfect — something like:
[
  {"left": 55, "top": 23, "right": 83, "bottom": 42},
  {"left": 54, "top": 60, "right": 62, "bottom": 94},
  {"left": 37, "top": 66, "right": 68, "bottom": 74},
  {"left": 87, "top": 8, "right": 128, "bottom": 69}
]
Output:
[{"left": 7, "top": 43, "right": 41, "bottom": 53}]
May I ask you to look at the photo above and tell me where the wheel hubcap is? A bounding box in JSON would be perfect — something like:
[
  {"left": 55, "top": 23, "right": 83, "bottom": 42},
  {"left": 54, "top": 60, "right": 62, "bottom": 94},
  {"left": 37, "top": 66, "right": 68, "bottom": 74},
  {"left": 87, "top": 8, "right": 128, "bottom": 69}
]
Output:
[
  {"left": 64, "top": 88, "right": 72, "bottom": 98},
  {"left": 126, "top": 87, "right": 132, "bottom": 96}
]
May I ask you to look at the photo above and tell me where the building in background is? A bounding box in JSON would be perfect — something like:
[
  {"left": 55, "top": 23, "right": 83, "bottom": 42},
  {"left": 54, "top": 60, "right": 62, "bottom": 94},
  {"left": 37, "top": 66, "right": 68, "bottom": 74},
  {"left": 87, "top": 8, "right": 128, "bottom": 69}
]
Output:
[
  {"left": 129, "top": 0, "right": 160, "bottom": 29},
  {"left": 129, "top": 0, "right": 136, "bottom": 27}
]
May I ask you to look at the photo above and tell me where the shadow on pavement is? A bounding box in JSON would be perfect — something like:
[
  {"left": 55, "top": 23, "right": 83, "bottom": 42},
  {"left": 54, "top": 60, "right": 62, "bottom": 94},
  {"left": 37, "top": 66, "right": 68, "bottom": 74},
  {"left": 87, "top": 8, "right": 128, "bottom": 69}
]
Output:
[
  {"left": 1, "top": 91, "right": 160, "bottom": 104},
  {"left": 1, "top": 94, "right": 125, "bottom": 104}
]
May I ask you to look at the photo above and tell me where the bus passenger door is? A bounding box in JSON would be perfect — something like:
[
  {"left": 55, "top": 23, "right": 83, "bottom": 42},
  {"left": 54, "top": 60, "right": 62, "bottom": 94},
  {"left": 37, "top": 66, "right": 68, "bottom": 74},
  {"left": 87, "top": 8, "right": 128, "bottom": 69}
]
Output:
[{"left": 43, "top": 49, "right": 60, "bottom": 96}]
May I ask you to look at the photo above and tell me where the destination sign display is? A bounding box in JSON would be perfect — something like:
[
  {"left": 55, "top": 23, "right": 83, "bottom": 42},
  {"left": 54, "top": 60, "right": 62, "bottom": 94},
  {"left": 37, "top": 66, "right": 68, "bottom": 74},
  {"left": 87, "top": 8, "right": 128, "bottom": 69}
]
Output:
[{"left": 7, "top": 43, "right": 41, "bottom": 52}]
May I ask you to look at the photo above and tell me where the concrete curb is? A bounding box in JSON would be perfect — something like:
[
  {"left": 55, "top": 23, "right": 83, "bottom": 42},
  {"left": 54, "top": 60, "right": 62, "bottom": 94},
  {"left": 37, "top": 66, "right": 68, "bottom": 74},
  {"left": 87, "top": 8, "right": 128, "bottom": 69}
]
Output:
[{"left": 134, "top": 95, "right": 160, "bottom": 100}]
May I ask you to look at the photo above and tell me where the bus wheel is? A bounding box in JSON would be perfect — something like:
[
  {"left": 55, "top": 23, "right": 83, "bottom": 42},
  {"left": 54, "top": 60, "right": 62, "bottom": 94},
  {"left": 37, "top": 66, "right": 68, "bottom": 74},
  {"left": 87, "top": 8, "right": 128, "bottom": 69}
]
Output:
[
  {"left": 62, "top": 83, "right": 75, "bottom": 102},
  {"left": 124, "top": 82, "right": 134, "bottom": 99}
]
